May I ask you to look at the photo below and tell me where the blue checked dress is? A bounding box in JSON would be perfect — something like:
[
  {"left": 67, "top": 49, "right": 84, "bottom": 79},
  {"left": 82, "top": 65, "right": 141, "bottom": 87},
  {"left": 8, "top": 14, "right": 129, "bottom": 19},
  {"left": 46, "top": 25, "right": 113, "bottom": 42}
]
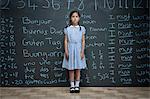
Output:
[{"left": 62, "top": 25, "right": 87, "bottom": 70}]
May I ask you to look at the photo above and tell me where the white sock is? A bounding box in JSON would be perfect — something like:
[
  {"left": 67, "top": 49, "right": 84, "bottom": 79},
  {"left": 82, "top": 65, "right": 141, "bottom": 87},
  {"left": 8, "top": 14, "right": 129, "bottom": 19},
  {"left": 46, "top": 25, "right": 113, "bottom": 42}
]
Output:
[
  {"left": 75, "top": 80, "right": 80, "bottom": 87},
  {"left": 70, "top": 81, "right": 74, "bottom": 87}
]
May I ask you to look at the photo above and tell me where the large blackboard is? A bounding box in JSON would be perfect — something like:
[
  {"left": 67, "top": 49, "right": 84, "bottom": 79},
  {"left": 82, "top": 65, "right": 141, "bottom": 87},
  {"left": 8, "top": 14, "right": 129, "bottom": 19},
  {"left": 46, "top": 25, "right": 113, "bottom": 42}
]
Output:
[{"left": 0, "top": 0, "right": 149, "bottom": 87}]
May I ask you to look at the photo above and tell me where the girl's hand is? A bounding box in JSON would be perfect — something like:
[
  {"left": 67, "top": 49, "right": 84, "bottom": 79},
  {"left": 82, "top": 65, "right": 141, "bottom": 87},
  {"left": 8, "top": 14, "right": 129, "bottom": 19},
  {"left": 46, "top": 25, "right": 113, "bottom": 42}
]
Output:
[
  {"left": 80, "top": 51, "right": 84, "bottom": 60},
  {"left": 65, "top": 51, "right": 69, "bottom": 61}
]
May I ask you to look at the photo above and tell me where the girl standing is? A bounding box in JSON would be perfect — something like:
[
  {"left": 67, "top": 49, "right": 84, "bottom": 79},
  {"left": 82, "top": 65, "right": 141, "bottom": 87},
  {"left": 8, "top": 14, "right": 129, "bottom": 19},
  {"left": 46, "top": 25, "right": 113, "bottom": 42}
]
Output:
[{"left": 62, "top": 11, "right": 87, "bottom": 93}]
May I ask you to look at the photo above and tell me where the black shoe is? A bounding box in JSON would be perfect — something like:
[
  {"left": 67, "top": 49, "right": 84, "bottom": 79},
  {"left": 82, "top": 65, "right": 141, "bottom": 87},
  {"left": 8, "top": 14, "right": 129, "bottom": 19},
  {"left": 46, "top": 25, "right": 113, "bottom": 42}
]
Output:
[
  {"left": 74, "top": 87, "right": 80, "bottom": 93},
  {"left": 70, "top": 87, "right": 75, "bottom": 93}
]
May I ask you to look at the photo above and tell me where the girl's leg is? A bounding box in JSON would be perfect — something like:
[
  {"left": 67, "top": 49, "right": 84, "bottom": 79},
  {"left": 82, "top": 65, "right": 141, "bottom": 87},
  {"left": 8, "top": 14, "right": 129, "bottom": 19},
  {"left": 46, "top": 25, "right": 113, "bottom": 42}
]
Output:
[
  {"left": 69, "top": 70, "right": 75, "bottom": 87},
  {"left": 75, "top": 69, "right": 80, "bottom": 87},
  {"left": 69, "top": 70, "right": 75, "bottom": 93}
]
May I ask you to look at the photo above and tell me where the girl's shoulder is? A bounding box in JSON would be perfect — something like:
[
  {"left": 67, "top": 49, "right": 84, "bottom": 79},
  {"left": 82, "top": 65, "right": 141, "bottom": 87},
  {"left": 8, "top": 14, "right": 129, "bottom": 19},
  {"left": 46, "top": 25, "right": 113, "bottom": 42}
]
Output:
[
  {"left": 80, "top": 25, "right": 86, "bottom": 30},
  {"left": 64, "top": 25, "right": 69, "bottom": 29},
  {"left": 64, "top": 25, "right": 85, "bottom": 27},
  {"left": 79, "top": 25, "right": 86, "bottom": 33},
  {"left": 63, "top": 25, "right": 86, "bottom": 34},
  {"left": 64, "top": 25, "right": 85, "bottom": 29},
  {"left": 79, "top": 25, "right": 85, "bottom": 28}
]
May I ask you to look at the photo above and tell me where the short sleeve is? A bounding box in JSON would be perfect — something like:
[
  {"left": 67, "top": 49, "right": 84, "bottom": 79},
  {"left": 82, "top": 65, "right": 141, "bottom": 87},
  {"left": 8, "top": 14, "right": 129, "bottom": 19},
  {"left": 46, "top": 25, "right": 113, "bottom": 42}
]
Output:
[
  {"left": 64, "top": 28, "right": 68, "bottom": 35},
  {"left": 81, "top": 26, "right": 86, "bottom": 34}
]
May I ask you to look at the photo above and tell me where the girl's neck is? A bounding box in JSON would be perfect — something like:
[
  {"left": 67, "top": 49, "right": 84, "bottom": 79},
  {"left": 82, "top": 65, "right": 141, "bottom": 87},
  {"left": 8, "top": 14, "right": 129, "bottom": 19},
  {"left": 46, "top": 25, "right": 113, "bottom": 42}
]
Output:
[{"left": 71, "top": 23, "right": 79, "bottom": 26}]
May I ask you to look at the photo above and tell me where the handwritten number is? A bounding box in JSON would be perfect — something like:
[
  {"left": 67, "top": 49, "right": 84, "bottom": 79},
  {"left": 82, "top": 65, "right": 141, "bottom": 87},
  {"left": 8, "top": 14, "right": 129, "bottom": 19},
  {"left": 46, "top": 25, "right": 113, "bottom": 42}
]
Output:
[
  {"left": 0, "top": 0, "right": 10, "bottom": 9},
  {"left": 17, "top": 0, "right": 25, "bottom": 9},
  {"left": 52, "top": 0, "right": 60, "bottom": 10},
  {"left": 42, "top": 0, "right": 50, "bottom": 8},
  {"left": 78, "top": 0, "right": 84, "bottom": 10}
]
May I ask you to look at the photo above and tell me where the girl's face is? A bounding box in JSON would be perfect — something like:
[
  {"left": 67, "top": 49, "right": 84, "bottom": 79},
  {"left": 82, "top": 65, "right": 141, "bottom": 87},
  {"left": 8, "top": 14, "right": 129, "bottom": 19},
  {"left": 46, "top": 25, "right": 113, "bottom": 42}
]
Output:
[{"left": 71, "top": 12, "right": 80, "bottom": 25}]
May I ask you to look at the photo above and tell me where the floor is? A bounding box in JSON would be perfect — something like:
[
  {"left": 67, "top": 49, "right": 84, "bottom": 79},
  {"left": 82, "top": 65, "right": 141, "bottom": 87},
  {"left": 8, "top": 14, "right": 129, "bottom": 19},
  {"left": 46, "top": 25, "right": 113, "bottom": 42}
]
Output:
[{"left": 0, "top": 87, "right": 149, "bottom": 99}]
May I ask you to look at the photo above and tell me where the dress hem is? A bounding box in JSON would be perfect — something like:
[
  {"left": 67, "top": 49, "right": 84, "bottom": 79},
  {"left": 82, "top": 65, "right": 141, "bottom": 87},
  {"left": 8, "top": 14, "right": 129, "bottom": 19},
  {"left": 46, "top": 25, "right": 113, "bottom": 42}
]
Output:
[{"left": 62, "top": 66, "right": 87, "bottom": 70}]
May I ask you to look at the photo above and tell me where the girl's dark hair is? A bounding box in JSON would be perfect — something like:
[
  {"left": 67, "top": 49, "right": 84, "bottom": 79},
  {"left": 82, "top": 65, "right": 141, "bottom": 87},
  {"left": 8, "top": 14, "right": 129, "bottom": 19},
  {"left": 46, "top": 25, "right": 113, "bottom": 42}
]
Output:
[
  {"left": 66, "top": 10, "right": 81, "bottom": 30},
  {"left": 69, "top": 10, "right": 81, "bottom": 25}
]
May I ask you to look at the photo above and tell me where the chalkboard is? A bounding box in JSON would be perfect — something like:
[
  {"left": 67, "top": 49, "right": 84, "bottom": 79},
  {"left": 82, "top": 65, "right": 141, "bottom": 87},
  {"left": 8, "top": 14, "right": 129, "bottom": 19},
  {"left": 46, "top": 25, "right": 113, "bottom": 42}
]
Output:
[{"left": 0, "top": 0, "right": 149, "bottom": 87}]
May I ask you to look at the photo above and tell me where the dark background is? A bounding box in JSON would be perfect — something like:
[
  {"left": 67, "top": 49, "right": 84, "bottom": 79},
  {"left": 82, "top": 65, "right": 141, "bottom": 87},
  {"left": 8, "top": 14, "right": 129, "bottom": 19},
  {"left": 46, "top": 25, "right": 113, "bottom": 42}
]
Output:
[{"left": 0, "top": 0, "right": 149, "bottom": 86}]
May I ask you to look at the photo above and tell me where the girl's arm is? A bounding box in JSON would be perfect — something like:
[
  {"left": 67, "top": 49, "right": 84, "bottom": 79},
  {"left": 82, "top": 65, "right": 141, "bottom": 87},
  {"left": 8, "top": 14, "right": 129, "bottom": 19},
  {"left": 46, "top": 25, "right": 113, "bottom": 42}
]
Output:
[
  {"left": 81, "top": 33, "right": 85, "bottom": 53},
  {"left": 64, "top": 34, "right": 69, "bottom": 59}
]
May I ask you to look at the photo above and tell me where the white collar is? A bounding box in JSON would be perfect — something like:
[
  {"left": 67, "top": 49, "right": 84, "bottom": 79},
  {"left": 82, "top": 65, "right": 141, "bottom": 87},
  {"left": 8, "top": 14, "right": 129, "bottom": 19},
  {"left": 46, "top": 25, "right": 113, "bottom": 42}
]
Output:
[{"left": 70, "top": 25, "right": 79, "bottom": 27}]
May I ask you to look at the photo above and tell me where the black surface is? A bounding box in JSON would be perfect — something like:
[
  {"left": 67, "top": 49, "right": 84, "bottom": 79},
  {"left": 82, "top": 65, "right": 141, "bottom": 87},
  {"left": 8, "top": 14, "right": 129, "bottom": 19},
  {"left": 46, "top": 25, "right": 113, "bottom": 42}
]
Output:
[{"left": 0, "top": 0, "right": 149, "bottom": 86}]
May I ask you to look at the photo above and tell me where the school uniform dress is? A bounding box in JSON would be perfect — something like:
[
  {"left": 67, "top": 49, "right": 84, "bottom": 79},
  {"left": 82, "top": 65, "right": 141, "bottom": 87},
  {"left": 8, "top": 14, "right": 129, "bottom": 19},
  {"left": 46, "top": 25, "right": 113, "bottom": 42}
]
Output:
[{"left": 62, "top": 25, "right": 87, "bottom": 70}]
